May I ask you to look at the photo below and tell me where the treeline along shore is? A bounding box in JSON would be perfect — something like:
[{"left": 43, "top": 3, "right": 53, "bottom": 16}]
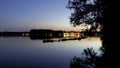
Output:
[
  {"left": 0, "top": 32, "right": 29, "bottom": 37},
  {"left": 0, "top": 29, "right": 101, "bottom": 39}
]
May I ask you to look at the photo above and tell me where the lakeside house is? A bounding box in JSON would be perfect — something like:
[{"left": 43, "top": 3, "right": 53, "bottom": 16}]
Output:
[
  {"left": 29, "top": 29, "right": 86, "bottom": 39},
  {"left": 63, "top": 31, "right": 83, "bottom": 38},
  {"left": 0, "top": 29, "right": 100, "bottom": 39}
]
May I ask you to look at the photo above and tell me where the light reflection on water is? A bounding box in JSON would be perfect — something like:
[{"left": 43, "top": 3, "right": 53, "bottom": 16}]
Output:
[{"left": 0, "top": 37, "right": 102, "bottom": 68}]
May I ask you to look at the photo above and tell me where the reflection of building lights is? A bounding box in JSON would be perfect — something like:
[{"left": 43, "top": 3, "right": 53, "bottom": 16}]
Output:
[
  {"left": 26, "top": 33, "right": 29, "bottom": 36},
  {"left": 22, "top": 33, "right": 25, "bottom": 36},
  {"left": 22, "top": 33, "right": 29, "bottom": 36},
  {"left": 75, "top": 33, "right": 80, "bottom": 37},
  {"left": 49, "top": 33, "right": 52, "bottom": 37},
  {"left": 63, "top": 33, "right": 69, "bottom": 37},
  {"left": 59, "top": 33, "right": 62, "bottom": 36},
  {"left": 63, "top": 32, "right": 82, "bottom": 38},
  {"left": 45, "top": 33, "right": 53, "bottom": 37}
]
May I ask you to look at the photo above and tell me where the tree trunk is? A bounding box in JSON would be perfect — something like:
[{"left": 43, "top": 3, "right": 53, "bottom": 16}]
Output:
[{"left": 102, "top": 0, "right": 119, "bottom": 67}]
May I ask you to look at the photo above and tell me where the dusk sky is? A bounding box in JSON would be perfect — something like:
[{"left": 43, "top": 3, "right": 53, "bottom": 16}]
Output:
[{"left": 0, "top": 0, "right": 84, "bottom": 31}]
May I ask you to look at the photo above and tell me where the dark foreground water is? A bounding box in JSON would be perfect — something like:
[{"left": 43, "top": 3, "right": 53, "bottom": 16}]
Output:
[{"left": 0, "top": 37, "right": 101, "bottom": 68}]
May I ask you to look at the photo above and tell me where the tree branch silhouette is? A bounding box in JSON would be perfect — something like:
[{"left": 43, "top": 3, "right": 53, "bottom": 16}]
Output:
[{"left": 67, "top": 0, "right": 117, "bottom": 68}]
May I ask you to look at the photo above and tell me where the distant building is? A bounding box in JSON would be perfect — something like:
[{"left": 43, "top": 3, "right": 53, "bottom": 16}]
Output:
[
  {"left": 29, "top": 29, "right": 85, "bottom": 39},
  {"left": 63, "top": 31, "right": 83, "bottom": 38}
]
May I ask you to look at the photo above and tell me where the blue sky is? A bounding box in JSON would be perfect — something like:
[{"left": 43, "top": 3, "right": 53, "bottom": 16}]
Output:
[{"left": 0, "top": 0, "right": 83, "bottom": 31}]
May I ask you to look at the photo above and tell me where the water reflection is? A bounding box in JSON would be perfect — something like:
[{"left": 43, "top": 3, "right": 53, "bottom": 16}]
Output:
[
  {"left": 70, "top": 47, "right": 103, "bottom": 68},
  {"left": 0, "top": 29, "right": 100, "bottom": 42},
  {"left": 0, "top": 31, "right": 89, "bottom": 43},
  {"left": 0, "top": 32, "right": 101, "bottom": 68},
  {"left": 0, "top": 33, "right": 92, "bottom": 44}
]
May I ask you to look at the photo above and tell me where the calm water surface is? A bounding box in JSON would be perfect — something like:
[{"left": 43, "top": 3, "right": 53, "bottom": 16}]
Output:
[{"left": 0, "top": 37, "right": 102, "bottom": 68}]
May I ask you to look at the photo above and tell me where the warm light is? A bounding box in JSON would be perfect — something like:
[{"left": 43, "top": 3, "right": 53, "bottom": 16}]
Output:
[
  {"left": 63, "top": 32, "right": 69, "bottom": 38},
  {"left": 22, "top": 33, "right": 29, "bottom": 36},
  {"left": 63, "top": 31, "right": 82, "bottom": 38}
]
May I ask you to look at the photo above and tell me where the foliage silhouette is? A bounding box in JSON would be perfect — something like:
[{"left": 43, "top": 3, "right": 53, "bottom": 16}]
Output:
[
  {"left": 66, "top": 0, "right": 103, "bottom": 28},
  {"left": 70, "top": 48, "right": 103, "bottom": 68},
  {"left": 67, "top": 0, "right": 118, "bottom": 68}
]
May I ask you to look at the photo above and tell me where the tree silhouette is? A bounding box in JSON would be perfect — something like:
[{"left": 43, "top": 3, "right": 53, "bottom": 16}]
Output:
[
  {"left": 67, "top": 0, "right": 118, "bottom": 68},
  {"left": 66, "top": 0, "right": 103, "bottom": 27},
  {"left": 70, "top": 48, "right": 103, "bottom": 68}
]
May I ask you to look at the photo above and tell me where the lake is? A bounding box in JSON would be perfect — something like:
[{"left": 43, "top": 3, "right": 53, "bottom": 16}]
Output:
[{"left": 0, "top": 37, "right": 102, "bottom": 68}]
